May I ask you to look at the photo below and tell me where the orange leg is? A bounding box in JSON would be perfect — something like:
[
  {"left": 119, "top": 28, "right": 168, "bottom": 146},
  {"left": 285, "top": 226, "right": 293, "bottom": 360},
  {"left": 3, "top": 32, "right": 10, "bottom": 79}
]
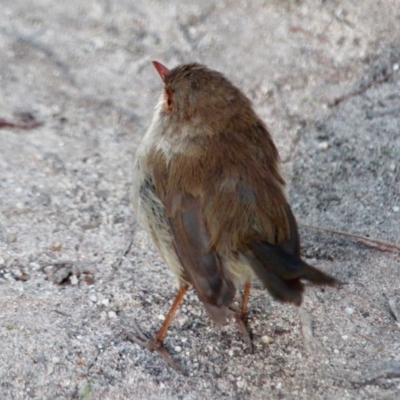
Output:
[
  {"left": 127, "top": 284, "right": 189, "bottom": 373},
  {"left": 235, "top": 281, "right": 253, "bottom": 352},
  {"left": 241, "top": 281, "right": 251, "bottom": 315},
  {"left": 153, "top": 284, "right": 188, "bottom": 343}
]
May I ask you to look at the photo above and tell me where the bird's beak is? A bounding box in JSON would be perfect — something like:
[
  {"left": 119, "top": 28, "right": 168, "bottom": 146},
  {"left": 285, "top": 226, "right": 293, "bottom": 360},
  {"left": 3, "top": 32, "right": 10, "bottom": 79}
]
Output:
[{"left": 152, "top": 61, "right": 169, "bottom": 82}]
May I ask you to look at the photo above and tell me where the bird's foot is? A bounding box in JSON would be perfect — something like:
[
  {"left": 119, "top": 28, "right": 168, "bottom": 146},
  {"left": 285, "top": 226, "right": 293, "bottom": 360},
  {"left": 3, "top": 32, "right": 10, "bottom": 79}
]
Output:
[
  {"left": 232, "top": 309, "right": 253, "bottom": 353},
  {"left": 124, "top": 320, "right": 186, "bottom": 374}
]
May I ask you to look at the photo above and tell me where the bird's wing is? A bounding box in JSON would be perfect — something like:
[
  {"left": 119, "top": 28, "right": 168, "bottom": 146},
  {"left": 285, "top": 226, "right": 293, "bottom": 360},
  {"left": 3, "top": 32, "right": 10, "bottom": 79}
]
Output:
[
  {"left": 202, "top": 173, "right": 338, "bottom": 307},
  {"left": 243, "top": 189, "right": 337, "bottom": 305},
  {"left": 166, "top": 192, "right": 236, "bottom": 324}
]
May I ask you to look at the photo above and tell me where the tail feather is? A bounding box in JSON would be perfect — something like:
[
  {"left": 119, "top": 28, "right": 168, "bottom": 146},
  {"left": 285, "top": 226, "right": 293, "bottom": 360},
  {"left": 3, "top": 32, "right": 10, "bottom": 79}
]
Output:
[{"left": 247, "top": 241, "right": 339, "bottom": 305}]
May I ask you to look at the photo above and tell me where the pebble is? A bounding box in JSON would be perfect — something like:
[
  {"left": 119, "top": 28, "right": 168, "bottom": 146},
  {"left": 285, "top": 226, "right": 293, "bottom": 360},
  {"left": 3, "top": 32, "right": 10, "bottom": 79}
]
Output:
[
  {"left": 174, "top": 346, "right": 182, "bottom": 352},
  {"left": 108, "top": 311, "right": 117, "bottom": 319},
  {"left": 29, "top": 262, "right": 41, "bottom": 271},
  {"left": 178, "top": 316, "right": 189, "bottom": 327},
  {"left": 69, "top": 275, "right": 78, "bottom": 285},
  {"left": 4, "top": 273, "right": 12, "bottom": 281},
  {"left": 157, "top": 314, "right": 165, "bottom": 321},
  {"left": 318, "top": 141, "right": 329, "bottom": 150},
  {"left": 33, "top": 354, "right": 46, "bottom": 364},
  {"left": 237, "top": 379, "right": 246, "bottom": 389},
  {"left": 101, "top": 298, "right": 110, "bottom": 307},
  {"left": 61, "top": 379, "right": 71, "bottom": 388},
  {"left": 90, "top": 295, "right": 97, "bottom": 303},
  {"left": 345, "top": 307, "right": 354, "bottom": 315},
  {"left": 393, "top": 206, "right": 399, "bottom": 213},
  {"left": 51, "top": 241, "right": 62, "bottom": 251},
  {"left": 261, "top": 335, "right": 274, "bottom": 344}
]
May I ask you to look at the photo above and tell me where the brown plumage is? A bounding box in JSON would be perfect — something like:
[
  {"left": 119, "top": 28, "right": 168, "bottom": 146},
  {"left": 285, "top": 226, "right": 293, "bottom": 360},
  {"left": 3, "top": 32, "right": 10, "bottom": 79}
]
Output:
[{"left": 131, "top": 61, "right": 338, "bottom": 371}]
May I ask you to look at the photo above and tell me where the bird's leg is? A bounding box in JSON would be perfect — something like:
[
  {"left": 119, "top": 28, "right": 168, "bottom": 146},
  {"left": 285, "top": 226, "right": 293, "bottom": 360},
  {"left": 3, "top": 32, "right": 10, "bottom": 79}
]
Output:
[
  {"left": 126, "top": 284, "right": 188, "bottom": 373},
  {"left": 241, "top": 281, "right": 251, "bottom": 315},
  {"left": 234, "top": 281, "right": 253, "bottom": 352}
]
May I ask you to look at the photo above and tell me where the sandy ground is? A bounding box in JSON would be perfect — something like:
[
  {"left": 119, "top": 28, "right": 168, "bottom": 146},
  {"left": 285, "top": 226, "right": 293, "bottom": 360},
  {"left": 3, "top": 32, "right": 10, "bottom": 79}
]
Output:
[{"left": 1, "top": 1, "right": 400, "bottom": 399}]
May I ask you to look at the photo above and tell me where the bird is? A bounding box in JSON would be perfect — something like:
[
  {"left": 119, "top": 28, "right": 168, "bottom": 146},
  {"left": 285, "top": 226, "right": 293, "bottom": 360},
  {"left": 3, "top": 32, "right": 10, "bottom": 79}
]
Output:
[{"left": 130, "top": 61, "right": 338, "bottom": 371}]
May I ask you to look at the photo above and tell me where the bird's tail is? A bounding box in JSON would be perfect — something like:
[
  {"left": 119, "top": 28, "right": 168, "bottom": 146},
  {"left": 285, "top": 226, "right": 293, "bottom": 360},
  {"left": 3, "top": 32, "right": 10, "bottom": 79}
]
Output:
[{"left": 245, "top": 241, "right": 339, "bottom": 306}]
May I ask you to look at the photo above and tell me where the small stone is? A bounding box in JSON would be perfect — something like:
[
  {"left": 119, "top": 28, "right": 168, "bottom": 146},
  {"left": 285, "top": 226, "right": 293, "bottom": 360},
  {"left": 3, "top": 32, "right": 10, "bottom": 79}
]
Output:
[
  {"left": 101, "top": 298, "right": 110, "bottom": 307},
  {"left": 69, "top": 275, "right": 78, "bottom": 285},
  {"left": 237, "top": 379, "right": 246, "bottom": 389},
  {"left": 228, "top": 350, "right": 234, "bottom": 356},
  {"left": 33, "top": 354, "right": 46, "bottom": 364},
  {"left": 318, "top": 141, "right": 329, "bottom": 150},
  {"left": 261, "top": 335, "right": 274, "bottom": 344},
  {"left": 178, "top": 316, "right": 189, "bottom": 327},
  {"left": 392, "top": 206, "right": 400, "bottom": 213},
  {"left": 90, "top": 295, "right": 97, "bottom": 303},
  {"left": 174, "top": 346, "right": 182, "bottom": 352},
  {"left": 393, "top": 63, "right": 399, "bottom": 71},
  {"left": 29, "top": 262, "right": 41, "bottom": 271},
  {"left": 345, "top": 307, "right": 354, "bottom": 315},
  {"left": 157, "top": 314, "right": 165, "bottom": 321},
  {"left": 50, "top": 242, "right": 62, "bottom": 252},
  {"left": 52, "top": 357, "right": 60, "bottom": 363},
  {"left": 4, "top": 273, "right": 13, "bottom": 281},
  {"left": 61, "top": 379, "right": 71, "bottom": 388},
  {"left": 342, "top": 335, "right": 348, "bottom": 340},
  {"left": 108, "top": 311, "right": 117, "bottom": 319}
]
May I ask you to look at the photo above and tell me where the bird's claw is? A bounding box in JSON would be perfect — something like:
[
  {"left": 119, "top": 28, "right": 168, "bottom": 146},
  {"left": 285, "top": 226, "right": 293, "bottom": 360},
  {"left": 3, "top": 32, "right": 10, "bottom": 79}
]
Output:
[
  {"left": 234, "top": 313, "right": 253, "bottom": 353},
  {"left": 124, "top": 320, "right": 186, "bottom": 374}
]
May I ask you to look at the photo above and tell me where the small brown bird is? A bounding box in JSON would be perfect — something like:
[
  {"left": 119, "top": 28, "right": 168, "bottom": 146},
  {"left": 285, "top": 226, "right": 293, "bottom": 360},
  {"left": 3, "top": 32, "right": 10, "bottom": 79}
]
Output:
[{"left": 131, "top": 61, "right": 338, "bottom": 370}]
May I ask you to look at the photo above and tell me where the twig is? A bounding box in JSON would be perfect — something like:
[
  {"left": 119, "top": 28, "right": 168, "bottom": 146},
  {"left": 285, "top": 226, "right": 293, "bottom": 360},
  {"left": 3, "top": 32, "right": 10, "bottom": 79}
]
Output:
[
  {"left": 51, "top": 309, "right": 72, "bottom": 317},
  {"left": 329, "top": 72, "right": 393, "bottom": 107},
  {"left": 112, "top": 238, "right": 133, "bottom": 270},
  {"left": 86, "top": 349, "right": 101, "bottom": 371},
  {"left": 300, "top": 223, "right": 400, "bottom": 254},
  {"left": 0, "top": 115, "right": 42, "bottom": 130}
]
